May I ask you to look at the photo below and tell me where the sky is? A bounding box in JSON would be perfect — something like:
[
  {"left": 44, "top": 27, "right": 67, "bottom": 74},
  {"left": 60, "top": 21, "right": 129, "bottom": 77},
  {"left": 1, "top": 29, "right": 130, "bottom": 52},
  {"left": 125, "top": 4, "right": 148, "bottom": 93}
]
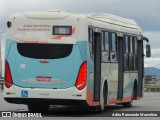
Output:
[{"left": 0, "top": 0, "right": 160, "bottom": 69}]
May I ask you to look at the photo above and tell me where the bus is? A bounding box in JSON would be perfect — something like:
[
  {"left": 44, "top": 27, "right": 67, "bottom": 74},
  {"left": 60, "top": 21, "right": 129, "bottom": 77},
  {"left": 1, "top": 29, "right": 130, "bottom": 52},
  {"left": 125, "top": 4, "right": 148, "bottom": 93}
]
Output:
[{"left": 4, "top": 11, "right": 151, "bottom": 112}]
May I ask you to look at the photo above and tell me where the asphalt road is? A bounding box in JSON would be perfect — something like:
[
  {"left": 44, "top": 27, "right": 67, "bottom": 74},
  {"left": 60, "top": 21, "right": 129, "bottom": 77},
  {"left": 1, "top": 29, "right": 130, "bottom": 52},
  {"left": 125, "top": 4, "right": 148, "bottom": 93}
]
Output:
[{"left": 0, "top": 91, "right": 160, "bottom": 119}]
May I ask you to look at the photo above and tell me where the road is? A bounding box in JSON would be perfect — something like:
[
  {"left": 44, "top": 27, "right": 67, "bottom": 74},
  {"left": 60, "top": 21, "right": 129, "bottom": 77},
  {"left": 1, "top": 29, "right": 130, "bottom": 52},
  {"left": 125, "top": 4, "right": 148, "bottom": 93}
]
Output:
[{"left": 0, "top": 91, "right": 160, "bottom": 119}]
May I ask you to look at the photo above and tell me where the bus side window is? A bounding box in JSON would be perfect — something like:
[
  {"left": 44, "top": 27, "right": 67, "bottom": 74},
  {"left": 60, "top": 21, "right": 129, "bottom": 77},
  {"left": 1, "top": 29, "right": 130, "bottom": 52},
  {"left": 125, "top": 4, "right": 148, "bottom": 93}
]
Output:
[
  {"left": 133, "top": 37, "right": 138, "bottom": 70},
  {"left": 101, "top": 32, "right": 105, "bottom": 51},
  {"left": 105, "top": 32, "right": 109, "bottom": 51},
  {"left": 102, "top": 31, "right": 110, "bottom": 62},
  {"left": 129, "top": 36, "right": 133, "bottom": 70},
  {"left": 89, "top": 28, "right": 94, "bottom": 59},
  {"left": 124, "top": 36, "right": 129, "bottom": 71},
  {"left": 110, "top": 33, "right": 117, "bottom": 62}
]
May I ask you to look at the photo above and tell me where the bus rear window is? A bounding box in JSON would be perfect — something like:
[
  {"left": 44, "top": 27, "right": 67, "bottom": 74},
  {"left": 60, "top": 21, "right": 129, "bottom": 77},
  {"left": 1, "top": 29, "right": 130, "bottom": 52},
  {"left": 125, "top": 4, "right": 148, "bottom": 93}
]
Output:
[{"left": 17, "top": 43, "right": 73, "bottom": 59}]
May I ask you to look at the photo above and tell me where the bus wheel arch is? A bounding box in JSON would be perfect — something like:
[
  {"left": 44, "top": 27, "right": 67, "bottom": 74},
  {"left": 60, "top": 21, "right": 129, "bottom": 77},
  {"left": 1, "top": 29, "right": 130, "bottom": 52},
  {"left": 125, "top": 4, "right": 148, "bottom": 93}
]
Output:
[
  {"left": 94, "top": 79, "right": 108, "bottom": 112},
  {"left": 133, "top": 79, "right": 138, "bottom": 100},
  {"left": 103, "top": 80, "right": 108, "bottom": 105}
]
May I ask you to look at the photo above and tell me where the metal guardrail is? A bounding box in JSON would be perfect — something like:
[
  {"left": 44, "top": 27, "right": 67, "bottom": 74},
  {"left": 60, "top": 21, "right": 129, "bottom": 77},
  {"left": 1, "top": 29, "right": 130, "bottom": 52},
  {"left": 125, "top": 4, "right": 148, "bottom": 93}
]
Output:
[
  {"left": 144, "top": 84, "right": 160, "bottom": 92},
  {"left": 144, "top": 84, "right": 160, "bottom": 88}
]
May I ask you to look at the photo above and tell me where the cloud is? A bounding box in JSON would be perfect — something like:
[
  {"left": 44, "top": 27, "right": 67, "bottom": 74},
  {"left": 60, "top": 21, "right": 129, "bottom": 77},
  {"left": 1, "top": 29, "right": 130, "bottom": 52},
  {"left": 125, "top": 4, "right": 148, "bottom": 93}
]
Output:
[
  {"left": 144, "top": 31, "right": 160, "bottom": 49},
  {"left": 1, "top": 0, "right": 160, "bottom": 69},
  {"left": 144, "top": 51, "right": 160, "bottom": 68},
  {"left": 145, "top": 58, "right": 160, "bottom": 68},
  {"left": 149, "top": 48, "right": 160, "bottom": 58},
  {"left": 143, "top": 31, "right": 160, "bottom": 59},
  {"left": 143, "top": 31, "right": 160, "bottom": 67},
  {"left": 1, "top": 0, "right": 160, "bottom": 32}
]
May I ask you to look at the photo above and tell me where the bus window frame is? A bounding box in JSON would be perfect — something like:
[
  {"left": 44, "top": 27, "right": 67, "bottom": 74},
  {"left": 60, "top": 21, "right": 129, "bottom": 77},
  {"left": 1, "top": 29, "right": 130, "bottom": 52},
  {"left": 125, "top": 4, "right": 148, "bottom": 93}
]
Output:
[
  {"left": 101, "top": 31, "right": 110, "bottom": 63},
  {"left": 110, "top": 32, "right": 118, "bottom": 63},
  {"left": 89, "top": 28, "right": 94, "bottom": 59},
  {"left": 124, "top": 35, "right": 138, "bottom": 72}
]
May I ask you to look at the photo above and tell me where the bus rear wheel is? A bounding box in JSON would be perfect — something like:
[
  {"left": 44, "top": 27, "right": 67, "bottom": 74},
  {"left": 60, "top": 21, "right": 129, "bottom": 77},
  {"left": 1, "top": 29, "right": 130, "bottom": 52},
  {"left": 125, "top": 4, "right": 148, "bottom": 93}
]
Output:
[
  {"left": 93, "top": 86, "right": 107, "bottom": 112},
  {"left": 28, "top": 104, "right": 49, "bottom": 111},
  {"left": 122, "top": 102, "right": 132, "bottom": 108}
]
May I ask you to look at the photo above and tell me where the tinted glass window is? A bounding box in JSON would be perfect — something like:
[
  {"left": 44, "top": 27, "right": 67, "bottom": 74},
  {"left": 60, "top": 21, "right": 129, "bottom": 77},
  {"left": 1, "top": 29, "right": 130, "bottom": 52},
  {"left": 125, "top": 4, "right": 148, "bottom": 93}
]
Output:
[
  {"left": 102, "top": 32, "right": 105, "bottom": 51},
  {"left": 134, "top": 38, "right": 138, "bottom": 54},
  {"left": 125, "top": 36, "right": 129, "bottom": 53},
  {"left": 129, "top": 54, "right": 133, "bottom": 70},
  {"left": 105, "top": 32, "right": 109, "bottom": 51},
  {"left": 89, "top": 28, "right": 94, "bottom": 57},
  {"left": 102, "top": 31, "right": 110, "bottom": 63},
  {"left": 130, "top": 37, "right": 133, "bottom": 53},
  {"left": 111, "top": 33, "right": 116, "bottom": 51},
  {"left": 17, "top": 43, "right": 73, "bottom": 59},
  {"left": 133, "top": 55, "right": 138, "bottom": 70},
  {"left": 124, "top": 54, "right": 129, "bottom": 70}
]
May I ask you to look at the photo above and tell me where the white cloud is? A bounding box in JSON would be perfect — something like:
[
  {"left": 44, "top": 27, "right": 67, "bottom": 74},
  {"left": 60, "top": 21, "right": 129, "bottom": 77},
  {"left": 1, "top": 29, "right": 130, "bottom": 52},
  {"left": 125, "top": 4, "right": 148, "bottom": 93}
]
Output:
[
  {"left": 1, "top": 0, "right": 160, "bottom": 70},
  {"left": 1, "top": 0, "right": 160, "bottom": 31},
  {"left": 145, "top": 58, "right": 160, "bottom": 68},
  {"left": 143, "top": 31, "right": 160, "bottom": 67},
  {"left": 149, "top": 48, "right": 160, "bottom": 57},
  {"left": 144, "top": 31, "right": 160, "bottom": 49}
]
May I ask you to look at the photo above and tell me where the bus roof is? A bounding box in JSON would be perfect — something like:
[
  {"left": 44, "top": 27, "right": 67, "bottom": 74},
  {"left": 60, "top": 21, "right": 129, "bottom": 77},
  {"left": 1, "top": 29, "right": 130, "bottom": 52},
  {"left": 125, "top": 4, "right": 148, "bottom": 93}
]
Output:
[
  {"left": 88, "top": 13, "right": 137, "bottom": 25},
  {"left": 7, "top": 11, "right": 142, "bottom": 43},
  {"left": 11, "top": 11, "right": 141, "bottom": 31},
  {"left": 86, "top": 13, "right": 141, "bottom": 32},
  {"left": 21, "top": 11, "right": 139, "bottom": 28}
]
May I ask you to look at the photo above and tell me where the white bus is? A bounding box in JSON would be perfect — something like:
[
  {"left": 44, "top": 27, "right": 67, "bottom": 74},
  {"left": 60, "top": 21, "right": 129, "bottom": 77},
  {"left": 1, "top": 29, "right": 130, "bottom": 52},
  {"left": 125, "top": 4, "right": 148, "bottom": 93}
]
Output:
[{"left": 4, "top": 11, "right": 150, "bottom": 112}]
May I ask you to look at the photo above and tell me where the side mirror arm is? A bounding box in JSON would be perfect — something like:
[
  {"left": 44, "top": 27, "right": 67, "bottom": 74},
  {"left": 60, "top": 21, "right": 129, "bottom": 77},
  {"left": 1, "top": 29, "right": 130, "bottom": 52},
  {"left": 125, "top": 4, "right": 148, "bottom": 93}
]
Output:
[{"left": 143, "top": 37, "right": 149, "bottom": 43}]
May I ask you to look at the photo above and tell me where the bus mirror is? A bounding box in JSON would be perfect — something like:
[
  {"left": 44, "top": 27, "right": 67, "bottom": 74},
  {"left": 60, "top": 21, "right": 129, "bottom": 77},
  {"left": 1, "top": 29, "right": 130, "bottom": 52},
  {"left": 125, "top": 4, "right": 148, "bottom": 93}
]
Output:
[{"left": 146, "top": 44, "right": 151, "bottom": 57}]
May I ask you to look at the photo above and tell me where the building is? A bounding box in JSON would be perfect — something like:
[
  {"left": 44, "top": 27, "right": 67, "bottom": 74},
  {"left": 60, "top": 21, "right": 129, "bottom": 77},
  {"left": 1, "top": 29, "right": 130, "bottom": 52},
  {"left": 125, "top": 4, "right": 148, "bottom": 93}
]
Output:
[{"left": 144, "top": 75, "right": 157, "bottom": 84}]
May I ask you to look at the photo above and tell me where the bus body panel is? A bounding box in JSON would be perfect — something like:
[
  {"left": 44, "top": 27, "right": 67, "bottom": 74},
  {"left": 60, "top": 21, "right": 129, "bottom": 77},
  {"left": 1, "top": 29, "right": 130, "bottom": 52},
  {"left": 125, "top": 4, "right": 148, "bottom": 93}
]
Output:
[
  {"left": 4, "top": 85, "right": 86, "bottom": 100},
  {"left": 123, "top": 73, "right": 138, "bottom": 97},
  {"left": 5, "top": 39, "right": 88, "bottom": 89},
  {"left": 4, "top": 11, "right": 146, "bottom": 108},
  {"left": 7, "top": 12, "right": 88, "bottom": 43},
  {"left": 101, "top": 63, "right": 118, "bottom": 100}
]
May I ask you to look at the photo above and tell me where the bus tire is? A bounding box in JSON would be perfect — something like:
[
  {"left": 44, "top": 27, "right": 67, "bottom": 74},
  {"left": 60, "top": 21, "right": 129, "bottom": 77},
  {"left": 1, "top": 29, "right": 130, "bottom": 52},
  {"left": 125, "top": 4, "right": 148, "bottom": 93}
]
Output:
[
  {"left": 122, "top": 102, "right": 132, "bottom": 108},
  {"left": 28, "top": 104, "right": 49, "bottom": 111},
  {"left": 133, "top": 81, "right": 137, "bottom": 100}
]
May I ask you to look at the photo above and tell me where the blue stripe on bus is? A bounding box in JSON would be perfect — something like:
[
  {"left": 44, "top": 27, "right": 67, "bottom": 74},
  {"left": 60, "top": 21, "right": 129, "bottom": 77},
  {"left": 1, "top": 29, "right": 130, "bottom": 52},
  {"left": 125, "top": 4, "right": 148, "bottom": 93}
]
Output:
[{"left": 77, "top": 41, "right": 87, "bottom": 61}]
